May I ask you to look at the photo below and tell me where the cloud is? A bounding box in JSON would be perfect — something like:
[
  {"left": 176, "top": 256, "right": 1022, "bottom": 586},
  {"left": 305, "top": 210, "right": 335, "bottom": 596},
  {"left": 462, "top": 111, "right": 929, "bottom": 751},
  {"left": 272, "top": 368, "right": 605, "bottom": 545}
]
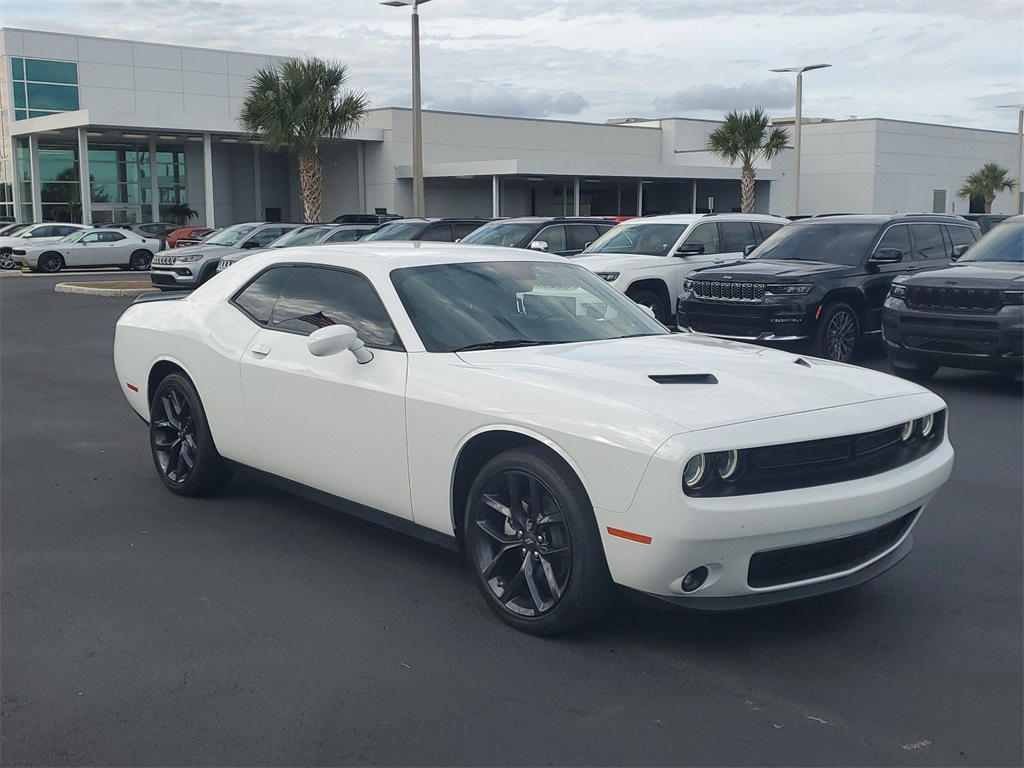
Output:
[
  {"left": 427, "top": 86, "right": 589, "bottom": 118},
  {"left": 654, "top": 82, "right": 796, "bottom": 114}
]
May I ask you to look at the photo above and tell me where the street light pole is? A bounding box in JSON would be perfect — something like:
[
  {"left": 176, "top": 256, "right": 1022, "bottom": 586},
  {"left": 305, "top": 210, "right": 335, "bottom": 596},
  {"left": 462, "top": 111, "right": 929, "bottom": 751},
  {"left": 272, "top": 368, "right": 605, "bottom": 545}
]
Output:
[
  {"left": 770, "top": 63, "right": 831, "bottom": 216},
  {"left": 998, "top": 104, "right": 1024, "bottom": 215},
  {"left": 383, "top": 0, "right": 430, "bottom": 217}
]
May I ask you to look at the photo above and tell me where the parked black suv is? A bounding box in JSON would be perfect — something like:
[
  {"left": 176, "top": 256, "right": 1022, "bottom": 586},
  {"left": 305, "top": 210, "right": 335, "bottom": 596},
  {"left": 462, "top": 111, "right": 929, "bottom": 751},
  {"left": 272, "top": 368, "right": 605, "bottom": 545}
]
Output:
[
  {"left": 459, "top": 217, "right": 619, "bottom": 257},
  {"left": 332, "top": 212, "right": 403, "bottom": 225},
  {"left": 675, "top": 214, "right": 982, "bottom": 362},
  {"left": 361, "top": 218, "right": 492, "bottom": 242},
  {"left": 883, "top": 215, "right": 1023, "bottom": 380}
]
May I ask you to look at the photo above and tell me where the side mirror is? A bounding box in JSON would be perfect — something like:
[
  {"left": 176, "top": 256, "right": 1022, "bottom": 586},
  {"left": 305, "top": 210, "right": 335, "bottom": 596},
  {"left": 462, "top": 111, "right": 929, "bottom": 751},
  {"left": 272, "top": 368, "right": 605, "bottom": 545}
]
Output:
[
  {"left": 528, "top": 240, "right": 549, "bottom": 252},
  {"left": 675, "top": 242, "right": 705, "bottom": 256},
  {"left": 870, "top": 248, "right": 903, "bottom": 264},
  {"left": 951, "top": 244, "right": 970, "bottom": 261},
  {"left": 743, "top": 244, "right": 757, "bottom": 257},
  {"left": 307, "top": 324, "right": 374, "bottom": 364}
]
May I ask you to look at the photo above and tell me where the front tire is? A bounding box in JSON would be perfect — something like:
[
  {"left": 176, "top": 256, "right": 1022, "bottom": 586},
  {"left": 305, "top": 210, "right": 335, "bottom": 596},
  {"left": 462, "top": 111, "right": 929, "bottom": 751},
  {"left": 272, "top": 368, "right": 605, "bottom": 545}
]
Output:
[
  {"left": 129, "top": 250, "right": 152, "bottom": 271},
  {"left": 37, "top": 252, "right": 64, "bottom": 273},
  {"left": 627, "top": 288, "right": 670, "bottom": 326},
  {"left": 814, "top": 302, "right": 860, "bottom": 363},
  {"left": 464, "top": 446, "right": 614, "bottom": 635},
  {"left": 0, "top": 251, "right": 16, "bottom": 270},
  {"left": 149, "top": 373, "right": 232, "bottom": 496}
]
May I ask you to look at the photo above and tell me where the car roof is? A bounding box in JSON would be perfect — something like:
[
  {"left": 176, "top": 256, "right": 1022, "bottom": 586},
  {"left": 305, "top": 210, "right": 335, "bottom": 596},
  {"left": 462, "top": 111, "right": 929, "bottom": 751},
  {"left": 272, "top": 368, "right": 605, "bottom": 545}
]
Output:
[
  {"left": 482, "top": 216, "right": 619, "bottom": 224},
  {"left": 625, "top": 213, "right": 787, "bottom": 224},
  {"left": 790, "top": 213, "right": 978, "bottom": 225}
]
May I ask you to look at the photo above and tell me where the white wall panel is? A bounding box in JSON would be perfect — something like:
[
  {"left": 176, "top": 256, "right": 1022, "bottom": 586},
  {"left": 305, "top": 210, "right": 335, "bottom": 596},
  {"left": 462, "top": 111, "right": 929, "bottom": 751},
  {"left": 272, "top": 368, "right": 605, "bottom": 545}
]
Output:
[
  {"left": 184, "top": 93, "right": 230, "bottom": 117},
  {"left": 183, "top": 71, "right": 230, "bottom": 97},
  {"left": 22, "top": 31, "right": 78, "bottom": 60},
  {"left": 135, "top": 89, "right": 183, "bottom": 115},
  {"left": 133, "top": 66, "right": 183, "bottom": 93},
  {"left": 77, "top": 37, "right": 133, "bottom": 65},
  {"left": 78, "top": 62, "right": 135, "bottom": 89},
  {"left": 181, "top": 49, "right": 229, "bottom": 74},
  {"left": 132, "top": 43, "right": 182, "bottom": 71},
  {"left": 78, "top": 85, "right": 135, "bottom": 112}
]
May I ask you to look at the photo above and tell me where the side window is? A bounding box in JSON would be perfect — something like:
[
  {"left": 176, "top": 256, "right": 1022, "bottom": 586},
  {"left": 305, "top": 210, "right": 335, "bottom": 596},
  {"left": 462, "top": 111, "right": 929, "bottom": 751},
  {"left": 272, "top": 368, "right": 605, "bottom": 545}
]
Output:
[
  {"left": 102, "top": 231, "right": 126, "bottom": 242},
  {"left": 453, "top": 222, "right": 481, "bottom": 240},
  {"left": 756, "top": 222, "right": 785, "bottom": 243},
  {"left": 685, "top": 223, "right": 721, "bottom": 254},
  {"left": 535, "top": 225, "right": 567, "bottom": 252},
  {"left": 565, "top": 224, "right": 599, "bottom": 251},
  {"left": 420, "top": 224, "right": 453, "bottom": 241},
  {"left": 30, "top": 227, "right": 54, "bottom": 237},
  {"left": 233, "top": 266, "right": 293, "bottom": 325},
  {"left": 80, "top": 232, "right": 104, "bottom": 243},
  {"left": 269, "top": 266, "right": 402, "bottom": 350},
  {"left": 594, "top": 224, "right": 614, "bottom": 237},
  {"left": 718, "top": 221, "right": 757, "bottom": 253},
  {"left": 57, "top": 226, "right": 78, "bottom": 236},
  {"left": 326, "top": 229, "right": 360, "bottom": 242},
  {"left": 874, "top": 225, "right": 912, "bottom": 258},
  {"left": 946, "top": 225, "right": 980, "bottom": 248},
  {"left": 909, "top": 224, "right": 948, "bottom": 260},
  {"left": 248, "top": 227, "right": 287, "bottom": 247}
]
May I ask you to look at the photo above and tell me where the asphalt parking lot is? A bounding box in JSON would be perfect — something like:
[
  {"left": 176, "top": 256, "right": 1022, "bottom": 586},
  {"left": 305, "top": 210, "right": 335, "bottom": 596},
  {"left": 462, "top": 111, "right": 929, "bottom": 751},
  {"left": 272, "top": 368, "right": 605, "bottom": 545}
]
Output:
[{"left": 1, "top": 271, "right": 1021, "bottom": 767}]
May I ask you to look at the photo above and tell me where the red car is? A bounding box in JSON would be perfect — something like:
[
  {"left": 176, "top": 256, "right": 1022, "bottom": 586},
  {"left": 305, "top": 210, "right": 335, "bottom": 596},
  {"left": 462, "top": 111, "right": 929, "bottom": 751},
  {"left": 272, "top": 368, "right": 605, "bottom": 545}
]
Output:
[{"left": 165, "top": 226, "right": 214, "bottom": 248}]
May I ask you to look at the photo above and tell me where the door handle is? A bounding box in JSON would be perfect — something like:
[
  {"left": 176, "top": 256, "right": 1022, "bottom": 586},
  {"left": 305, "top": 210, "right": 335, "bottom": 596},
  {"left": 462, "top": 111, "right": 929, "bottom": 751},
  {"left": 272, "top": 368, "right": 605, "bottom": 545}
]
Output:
[{"left": 251, "top": 343, "right": 271, "bottom": 357}]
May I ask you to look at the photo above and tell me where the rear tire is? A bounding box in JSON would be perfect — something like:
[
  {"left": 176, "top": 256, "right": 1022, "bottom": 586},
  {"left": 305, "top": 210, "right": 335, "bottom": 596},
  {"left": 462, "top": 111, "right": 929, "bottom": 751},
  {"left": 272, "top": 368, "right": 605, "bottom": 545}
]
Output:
[
  {"left": 149, "top": 373, "right": 232, "bottom": 497},
  {"left": 813, "top": 302, "right": 859, "bottom": 363},
  {"left": 463, "top": 446, "right": 614, "bottom": 635},
  {"left": 37, "top": 252, "right": 64, "bottom": 273},
  {"left": 129, "top": 250, "right": 152, "bottom": 271}
]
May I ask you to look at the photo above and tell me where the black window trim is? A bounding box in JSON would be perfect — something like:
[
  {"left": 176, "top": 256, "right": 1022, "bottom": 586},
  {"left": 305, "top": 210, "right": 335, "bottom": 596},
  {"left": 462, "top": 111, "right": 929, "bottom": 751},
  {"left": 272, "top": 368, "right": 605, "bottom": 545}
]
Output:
[{"left": 229, "top": 262, "right": 406, "bottom": 352}]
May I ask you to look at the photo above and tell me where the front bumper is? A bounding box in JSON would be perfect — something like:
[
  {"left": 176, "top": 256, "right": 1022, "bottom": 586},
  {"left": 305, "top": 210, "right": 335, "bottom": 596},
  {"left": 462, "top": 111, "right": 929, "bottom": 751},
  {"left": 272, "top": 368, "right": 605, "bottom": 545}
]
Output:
[
  {"left": 12, "top": 251, "right": 37, "bottom": 269},
  {"left": 593, "top": 394, "right": 953, "bottom": 605},
  {"left": 150, "top": 266, "right": 198, "bottom": 289},
  {"left": 883, "top": 299, "right": 1024, "bottom": 372},
  {"left": 677, "top": 295, "right": 817, "bottom": 341}
]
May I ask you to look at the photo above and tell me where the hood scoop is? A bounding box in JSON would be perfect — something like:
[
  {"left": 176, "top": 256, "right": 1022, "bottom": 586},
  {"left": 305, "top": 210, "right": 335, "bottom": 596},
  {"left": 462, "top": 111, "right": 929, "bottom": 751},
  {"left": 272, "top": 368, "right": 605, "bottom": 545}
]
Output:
[
  {"left": 649, "top": 373, "right": 718, "bottom": 385},
  {"left": 794, "top": 357, "right": 812, "bottom": 368}
]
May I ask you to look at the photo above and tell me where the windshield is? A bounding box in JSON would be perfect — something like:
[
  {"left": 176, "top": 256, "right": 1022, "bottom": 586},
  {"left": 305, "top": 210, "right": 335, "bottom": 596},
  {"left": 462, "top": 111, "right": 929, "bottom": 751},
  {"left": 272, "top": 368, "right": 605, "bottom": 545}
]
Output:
[
  {"left": 392, "top": 260, "right": 668, "bottom": 353},
  {"left": 460, "top": 221, "right": 537, "bottom": 247},
  {"left": 362, "top": 222, "right": 427, "bottom": 241},
  {"left": 59, "top": 230, "right": 90, "bottom": 243},
  {"left": 1, "top": 223, "right": 32, "bottom": 237},
  {"left": 960, "top": 221, "right": 1023, "bottom": 263},
  {"left": 584, "top": 222, "right": 688, "bottom": 256},
  {"left": 750, "top": 222, "right": 880, "bottom": 266},
  {"left": 203, "top": 223, "right": 258, "bottom": 246},
  {"left": 269, "top": 226, "right": 330, "bottom": 248}
]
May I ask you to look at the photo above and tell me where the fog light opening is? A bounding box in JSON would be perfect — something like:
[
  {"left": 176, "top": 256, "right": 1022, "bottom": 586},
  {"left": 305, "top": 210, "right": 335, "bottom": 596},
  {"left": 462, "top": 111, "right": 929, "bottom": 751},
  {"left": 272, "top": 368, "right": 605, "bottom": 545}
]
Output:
[{"left": 681, "top": 566, "right": 710, "bottom": 593}]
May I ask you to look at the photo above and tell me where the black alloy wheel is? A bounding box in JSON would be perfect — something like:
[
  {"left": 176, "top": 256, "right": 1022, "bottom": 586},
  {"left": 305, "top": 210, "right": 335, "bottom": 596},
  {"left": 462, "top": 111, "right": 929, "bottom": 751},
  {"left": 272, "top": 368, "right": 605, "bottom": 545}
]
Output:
[
  {"left": 129, "top": 249, "right": 152, "bottom": 270},
  {"left": 815, "top": 302, "right": 860, "bottom": 363},
  {"left": 37, "top": 252, "right": 64, "bottom": 273},
  {"left": 0, "top": 251, "right": 16, "bottom": 270},
  {"left": 464, "top": 447, "right": 613, "bottom": 634},
  {"left": 150, "top": 373, "right": 231, "bottom": 496}
]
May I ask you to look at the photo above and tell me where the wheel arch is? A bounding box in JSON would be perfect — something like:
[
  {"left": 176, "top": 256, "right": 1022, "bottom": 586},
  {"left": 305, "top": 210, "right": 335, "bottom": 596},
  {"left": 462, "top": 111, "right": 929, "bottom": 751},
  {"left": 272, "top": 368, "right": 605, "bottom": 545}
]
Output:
[
  {"left": 625, "top": 278, "right": 671, "bottom": 307},
  {"left": 819, "top": 288, "right": 867, "bottom": 324},
  {"left": 450, "top": 427, "right": 592, "bottom": 545},
  {"left": 147, "top": 358, "right": 193, "bottom": 408}
]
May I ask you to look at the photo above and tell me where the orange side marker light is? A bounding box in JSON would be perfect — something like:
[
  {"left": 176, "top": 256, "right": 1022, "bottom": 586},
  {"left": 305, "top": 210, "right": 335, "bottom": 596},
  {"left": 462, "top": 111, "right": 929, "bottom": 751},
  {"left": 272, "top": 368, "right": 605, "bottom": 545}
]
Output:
[{"left": 607, "top": 527, "right": 652, "bottom": 545}]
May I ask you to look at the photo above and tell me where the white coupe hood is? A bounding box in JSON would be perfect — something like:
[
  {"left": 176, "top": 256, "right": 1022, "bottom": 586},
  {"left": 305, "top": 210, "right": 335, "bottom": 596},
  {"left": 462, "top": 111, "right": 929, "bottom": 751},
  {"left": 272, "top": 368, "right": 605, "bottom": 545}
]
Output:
[{"left": 456, "top": 333, "right": 923, "bottom": 432}]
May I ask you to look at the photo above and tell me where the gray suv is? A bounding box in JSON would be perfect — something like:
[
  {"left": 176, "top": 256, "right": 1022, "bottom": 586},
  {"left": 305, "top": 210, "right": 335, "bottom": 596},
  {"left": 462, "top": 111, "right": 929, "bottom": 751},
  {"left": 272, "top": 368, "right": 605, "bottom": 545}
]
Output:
[{"left": 150, "top": 222, "right": 303, "bottom": 290}]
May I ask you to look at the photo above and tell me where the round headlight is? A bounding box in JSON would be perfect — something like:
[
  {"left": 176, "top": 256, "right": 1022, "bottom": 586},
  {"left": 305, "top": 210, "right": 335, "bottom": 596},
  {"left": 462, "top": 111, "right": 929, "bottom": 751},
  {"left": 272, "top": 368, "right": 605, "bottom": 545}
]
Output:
[
  {"left": 683, "top": 454, "right": 707, "bottom": 489},
  {"left": 900, "top": 421, "right": 915, "bottom": 443},
  {"left": 919, "top": 413, "right": 936, "bottom": 438},
  {"left": 716, "top": 450, "right": 741, "bottom": 481}
]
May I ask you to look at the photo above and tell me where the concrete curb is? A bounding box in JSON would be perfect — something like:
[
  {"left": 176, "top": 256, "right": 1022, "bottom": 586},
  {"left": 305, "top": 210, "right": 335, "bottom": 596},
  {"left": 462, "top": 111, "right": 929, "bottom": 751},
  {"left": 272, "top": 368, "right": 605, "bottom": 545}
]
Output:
[{"left": 55, "top": 282, "right": 158, "bottom": 297}]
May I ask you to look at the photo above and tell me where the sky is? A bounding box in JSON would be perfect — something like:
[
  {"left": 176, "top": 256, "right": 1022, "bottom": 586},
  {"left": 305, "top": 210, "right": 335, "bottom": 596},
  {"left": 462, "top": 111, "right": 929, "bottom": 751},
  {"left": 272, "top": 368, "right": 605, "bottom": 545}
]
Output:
[{"left": 2, "top": 0, "right": 1022, "bottom": 132}]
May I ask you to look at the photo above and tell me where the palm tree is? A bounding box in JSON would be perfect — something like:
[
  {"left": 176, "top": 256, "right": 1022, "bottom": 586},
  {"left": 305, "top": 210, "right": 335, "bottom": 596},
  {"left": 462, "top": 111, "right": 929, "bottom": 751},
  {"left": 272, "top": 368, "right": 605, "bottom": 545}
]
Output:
[
  {"left": 239, "top": 57, "right": 369, "bottom": 222},
  {"left": 706, "top": 108, "right": 789, "bottom": 213},
  {"left": 957, "top": 162, "right": 1017, "bottom": 214}
]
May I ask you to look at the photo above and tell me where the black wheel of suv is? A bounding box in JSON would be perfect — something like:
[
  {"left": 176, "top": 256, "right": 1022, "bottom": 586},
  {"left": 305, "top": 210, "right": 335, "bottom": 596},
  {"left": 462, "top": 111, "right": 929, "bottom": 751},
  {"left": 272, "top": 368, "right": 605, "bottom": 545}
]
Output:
[
  {"left": 37, "top": 252, "right": 64, "bottom": 273},
  {"left": 0, "top": 251, "right": 16, "bottom": 270},
  {"left": 889, "top": 356, "right": 938, "bottom": 382},
  {"left": 129, "top": 249, "right": 152, "bottom": 271},
  {"left": 150, "top": 373, "right": 232, "bottom": 496},
  {"left": 814, "top": 302, "right": 860, "bottom": 363},
  {"left": 627, "top": 288, "right": 670, "bottom": 325},
  {"left": 464, "top": 446, "right": 614, "bottom": 635}
]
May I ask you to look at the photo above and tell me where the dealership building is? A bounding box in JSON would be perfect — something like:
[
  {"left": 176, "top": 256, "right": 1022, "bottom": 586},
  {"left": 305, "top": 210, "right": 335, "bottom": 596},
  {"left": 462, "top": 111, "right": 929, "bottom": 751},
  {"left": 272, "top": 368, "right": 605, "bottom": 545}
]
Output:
[{"left": 0, "top": 27, "right": 1019, "bottom": 227}]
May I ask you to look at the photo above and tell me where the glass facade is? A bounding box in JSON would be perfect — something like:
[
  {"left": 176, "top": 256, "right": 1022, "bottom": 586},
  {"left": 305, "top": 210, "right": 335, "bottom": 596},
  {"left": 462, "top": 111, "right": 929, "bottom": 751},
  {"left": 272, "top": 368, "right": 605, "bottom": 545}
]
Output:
[
  {"left": 0, "top": 56, "right": 14, "bottom": 219},
  {"left": 10, "top": 57, "right": 79, "bottom": 121}
]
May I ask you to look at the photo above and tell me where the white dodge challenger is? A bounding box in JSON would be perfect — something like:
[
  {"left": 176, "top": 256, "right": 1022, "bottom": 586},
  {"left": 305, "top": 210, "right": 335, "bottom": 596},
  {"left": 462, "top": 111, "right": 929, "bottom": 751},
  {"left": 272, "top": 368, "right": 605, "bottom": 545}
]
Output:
[{"left": 114, "top": 242, "right": 953, "bottom": 634}]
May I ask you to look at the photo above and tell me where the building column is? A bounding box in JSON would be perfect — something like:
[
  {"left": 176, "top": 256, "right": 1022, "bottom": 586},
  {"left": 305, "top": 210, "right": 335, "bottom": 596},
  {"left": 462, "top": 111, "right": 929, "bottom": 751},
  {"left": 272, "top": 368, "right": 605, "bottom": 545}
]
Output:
[
  {"left": 357, "top": 142, "right": 366, "bottom": 214},
  {"left": 616, "top": 182, "right": 621, "bottom": 215},
  {"left": 691, "top": 180, "right": 698, "bottom": 214},
  {"left": 492, "top": 174, "right": 500, "bottom": 217},
  {"left": 253, "top": 145, "right": 262, "bottom": 221},
  {"left": 202, "top": 132, "right": 215, "bottom": 228},
  {"left": 636, "top": 179, "right": 644, "bottom": 217},
  {"left": 77, "top": 128, "right": 92, "bottom": 225},
  {"left": 148, "top": 135, "right": 159, "bottom": 223},
  {"left": 28, "top": 134, "right": 41, "bottom": 222},
  {"left": 573, "top": 177, "right": 580, "bottom": 216}
]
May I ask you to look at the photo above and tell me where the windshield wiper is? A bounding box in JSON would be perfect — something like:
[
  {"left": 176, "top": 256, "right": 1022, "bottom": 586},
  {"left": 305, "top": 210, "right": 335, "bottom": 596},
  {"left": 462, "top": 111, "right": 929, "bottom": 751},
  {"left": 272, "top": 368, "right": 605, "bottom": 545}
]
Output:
[{"left": 453, "top": 339, "right": 547, "bottom": 352}]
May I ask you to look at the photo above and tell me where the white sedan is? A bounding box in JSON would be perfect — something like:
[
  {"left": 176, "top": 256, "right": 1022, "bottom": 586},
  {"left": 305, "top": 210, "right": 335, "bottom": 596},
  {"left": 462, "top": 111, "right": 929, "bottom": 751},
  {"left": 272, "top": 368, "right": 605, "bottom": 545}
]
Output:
[
  {"left": 14, "top": 228, "right": 160, "bottom": 272},
  {"left": 0, "top": 223, "right": 89, "bottom": 269},
  {"left": 113, "top": 243, "right": 953, "bottom": 634}
]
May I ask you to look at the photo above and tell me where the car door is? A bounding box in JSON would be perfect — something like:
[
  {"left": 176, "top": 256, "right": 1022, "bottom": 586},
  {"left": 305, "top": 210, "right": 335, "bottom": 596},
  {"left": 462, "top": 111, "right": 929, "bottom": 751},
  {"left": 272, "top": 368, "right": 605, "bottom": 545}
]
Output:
[
  {"left": 70, "top": 231, "right": 109, "bottom": 266},
  {"left": 908, "top": 223, "right": 950, "bottom": 272},
  {"left": 101, "top": 230, "right": 134, "bottom": 264},
  {"left": 237, "top": 265, "right": 413, "bottom": 519},
  {"left": 864, "top": 224, "right": 913, "bottom": 330}
]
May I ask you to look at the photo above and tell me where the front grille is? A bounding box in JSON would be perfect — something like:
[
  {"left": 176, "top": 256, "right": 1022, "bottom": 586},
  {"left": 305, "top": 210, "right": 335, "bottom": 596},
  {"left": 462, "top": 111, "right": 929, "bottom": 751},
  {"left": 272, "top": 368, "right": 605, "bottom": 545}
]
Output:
[
  {"left": 690, "top": 280, "right": 765, "bottom": 302},
  {"left": 904, "top": 335, "right": 997, "bottom": 355},
  {"left": 150, "top": 272, "right": 178, "bottom": 286},
  {"left": 689, "top": 318, "right": 763, "bottom": 338},
  {"left": 218, "top": 259, "right": 235, "bottom": 270},
  {"left": 152, "top": 255, "right": 176, "bottom": 266},
  {"left": 906, "top": 285, "right": 1001, "bottom": 313},
  {"left": 747, "top": 510, "right": 917, "bottom": 588}
]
